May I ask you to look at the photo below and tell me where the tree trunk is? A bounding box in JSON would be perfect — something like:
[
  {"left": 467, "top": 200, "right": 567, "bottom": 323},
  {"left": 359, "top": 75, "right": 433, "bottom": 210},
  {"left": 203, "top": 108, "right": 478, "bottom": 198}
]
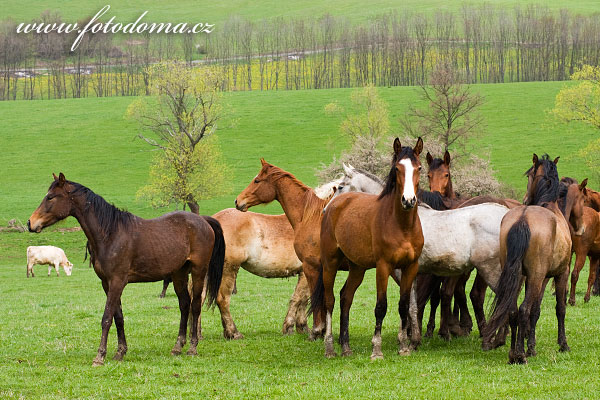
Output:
[{"left": 186, "top": 201, "right": 200, "bottom": 214}]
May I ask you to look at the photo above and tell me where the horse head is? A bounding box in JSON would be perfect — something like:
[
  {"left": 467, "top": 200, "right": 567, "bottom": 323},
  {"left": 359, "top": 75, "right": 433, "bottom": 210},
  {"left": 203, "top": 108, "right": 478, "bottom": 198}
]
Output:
[
  {"left": 28, "top": 173, "right": 74, "bottom": 233},
  {"left": 426, "top": 150, "right": 453, "bottom": 198},
  {"left": 380, "top": 137, "right": 423, "bottom": 209}
]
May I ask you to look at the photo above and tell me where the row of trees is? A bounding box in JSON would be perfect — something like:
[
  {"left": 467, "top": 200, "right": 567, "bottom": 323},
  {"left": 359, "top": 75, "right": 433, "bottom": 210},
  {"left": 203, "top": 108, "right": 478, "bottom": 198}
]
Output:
[
  {"left": 208, "top": 5, "right": 600, "bottom": 90},
  {"left": 3, "top": 5, "right": 600, "bottom": 100}
]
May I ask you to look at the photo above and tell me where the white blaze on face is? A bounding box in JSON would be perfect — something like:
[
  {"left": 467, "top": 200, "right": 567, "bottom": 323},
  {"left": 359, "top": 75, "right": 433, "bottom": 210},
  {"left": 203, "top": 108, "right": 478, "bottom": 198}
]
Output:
[{"left": 399, "top": 158, "right": 416, "bottom": 201}]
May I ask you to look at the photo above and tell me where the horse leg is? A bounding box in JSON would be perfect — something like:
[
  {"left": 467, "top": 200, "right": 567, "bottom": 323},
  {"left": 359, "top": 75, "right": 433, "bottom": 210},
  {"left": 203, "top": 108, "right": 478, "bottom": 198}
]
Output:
[
  {"left": 511, "top": 278, "right": 542, "bottom": 365},
  {"left": 339, "top": 267, "right": 366, "bottom": 356},
  {"left": 187, "top": 263, "right": 209, "bottom": 356},
  {"left": 170, "top": 270, "right": 191, "bottom": 356},
  {"left": 305, "top": 263, "right": 324, "bottom": 341},
  {"left": 93, "top": 277, "right": 126, "bottom": 366},
  {"left": 526, "top": 278, "right": 549, "bottom": 357},
  {"left": 283, "top": 272, "right": 307, "bottom": 335},
  {"left": 98, "top": 279, "right": 128, "bottom": 362},
  {"left": 438, "top": 278, "right": 455, "bottom": 341},
  {"left": 27, "top": 261, "right": 33, "bottom": 278},
  {"left": 426, "top": 277, "right": 441, "bottom": 338},
  {"left": 159, "top": 278, "right": 170, "bottom": 298},
  {"left": 569, "top": 251, "right": 586, "bottom": 306},
  {"left": 370, "top": 263, "right": 390, "bottom": 360},
  {"left": 470, "top": 273, "right": 488, "bottom": 338},
  {"left": 322, "top": 260, "right": 341, "bottom": 358},
  {"left": 397, "top": 261, "right": 419, "bottom": 355},
  {"left": 555, "top": 269, "right": 570, "bottom": 352},
  {"left": 593, "top": 261, "right": 600, "bottom": 296},
  {"left": 455, "top": 272, "right": 473, "bottom": 336},
  {"left": 585, "top": 256, "right": 599, "bottom": 303},
  {"left": 293, "top": 272, "right": 310, "bottom": 334},
  {"left": 216, "top": 262, "right": 243, "bottom": 339}
]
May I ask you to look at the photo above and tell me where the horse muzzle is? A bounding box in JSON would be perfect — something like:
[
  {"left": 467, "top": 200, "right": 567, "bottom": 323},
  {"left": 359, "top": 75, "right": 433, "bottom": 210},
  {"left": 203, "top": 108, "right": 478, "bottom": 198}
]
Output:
[
  {"left": 27, "top": 219, "right": 42, "bottom": 233},
  {"left": 234, "top": 199, "right": 248, "bottom": 212},
  {"left": 401, "top": 196, "right": 417, "bottom": 210},
  {"left": 574, "top": 224, "right": 586, "bottom": 236}
]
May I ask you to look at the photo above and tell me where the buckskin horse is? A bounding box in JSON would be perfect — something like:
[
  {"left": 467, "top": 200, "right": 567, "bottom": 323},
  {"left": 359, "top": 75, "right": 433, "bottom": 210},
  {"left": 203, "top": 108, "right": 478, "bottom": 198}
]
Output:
[
  {"left": 28, "top": 173, "right": 225, "bottom": 366},
  {"left": 483, "top": 154, "right": 585, "bottom": 364},
  {"left": 314, "top": 137, "right": 425, "bottom": 359}
]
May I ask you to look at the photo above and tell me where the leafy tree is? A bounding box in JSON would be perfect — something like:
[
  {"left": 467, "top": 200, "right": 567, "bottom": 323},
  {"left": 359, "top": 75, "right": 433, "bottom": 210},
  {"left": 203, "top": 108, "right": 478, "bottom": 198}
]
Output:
[
  {"left": 553, "top": 65, "right": 600, "bottom": 181},
  {"left": 127, "top": 62, "right": 231, "bottom": 213}
]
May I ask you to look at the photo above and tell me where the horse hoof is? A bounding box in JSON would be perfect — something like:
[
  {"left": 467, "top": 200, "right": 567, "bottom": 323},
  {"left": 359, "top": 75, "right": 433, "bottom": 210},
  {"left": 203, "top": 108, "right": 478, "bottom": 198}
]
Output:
[
  {"left": 186, "top": 348, "right": 198, "bottom": 356},
  {"left": 568, "top": 298, "right": 576, "bottom": 306},
  {"left": 308, "top": 331, "right": 323, "bottom": 342},
  {"left": 559, "top": 344, "right": 571, "bottom": 352},
  {"left": 526, "top": 348, "right": 537, "bottom": 357},
  {"left": 370, "top": 353, "right": 384, "bottom": 361},
  {"left": 508, "top": 351, "right": 527, "bottom": 364},
  {"left": 325, "top": 351, "right": 337, "bottom": 359},
  {"left": 439, "top": 332, "right": 451, "bottom": 341},
  {"left": 481, "top": 341, "right": 493, "bottom": 351},
  {"left": 341, "top": 349, "right": 353, "bottom": 357},
  {"left": 113, "top": 353, "right": 125, "bottom": 361},
  {"left": 171, "top": 349, "right": 182, "bottom": 356},
  {"left": 282, "top": 325, "right": 295, "bottom": 336},
  {"left": 296, "top": 324, "right": 309, "bottom": 334},
  {"left": 92, "top": 358, "right": 104, "bottom": 367},
  {"left": 584, "top": 296, "right": 590, "bottom": 303},
  {"left": 224, "top": 331, "right": 243, "bottom": 340},
  {"left": 398, "top": 348, "right": 412, "bottom": 356},
  {"left": 424, "top": 330, "right": 433, "bottom": 338}
]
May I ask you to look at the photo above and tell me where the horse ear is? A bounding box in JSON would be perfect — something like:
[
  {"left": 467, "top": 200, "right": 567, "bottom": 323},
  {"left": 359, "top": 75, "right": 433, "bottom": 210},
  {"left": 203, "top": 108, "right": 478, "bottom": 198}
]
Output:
[
  {"left": 414, "top": 137, "right": 423, "bottom": 156},
  {"left": 444, "top": 150, "right": 451, "bottom": 166},
  {"left": 57, "top": 172, "right": 66, "bottom": 186},
  {"left": 52, "top": 173, "right": 59, "bottom": 181},
  {"left": 553, "top": 156, "right": 560, "bottom": 165},
  {"left": 532, "top": 153, "right": 539, "bottom": 165},
  {"left": 580, "top": 178, "right": 588, "bottom": 191},
  {"left": 393, "top": 138, "right": 401, "bottom": 155},
  {"left": 426, "top": 152, "right": 433, "bottom": 166},
  {"left": 260, "top": 158, "right": 267, "bottom": 166},
  {"left": 343, "top": 163, "right": 353, "bottom": 177}
]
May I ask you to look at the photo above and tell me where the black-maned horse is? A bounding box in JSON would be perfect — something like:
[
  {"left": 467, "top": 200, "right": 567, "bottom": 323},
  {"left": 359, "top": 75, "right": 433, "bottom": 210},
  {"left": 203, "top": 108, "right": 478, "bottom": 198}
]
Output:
[{"left": 28, "top": 173, "right": 224, "bottom": 366}]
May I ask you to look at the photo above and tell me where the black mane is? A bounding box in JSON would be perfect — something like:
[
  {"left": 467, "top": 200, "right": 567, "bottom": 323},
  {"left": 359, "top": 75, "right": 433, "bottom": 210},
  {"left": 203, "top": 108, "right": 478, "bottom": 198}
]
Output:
[
  {"left": 378, "top": 146, "right": 418, "bottom": 200},
  {"left": 417, "top": 189, "right": 449, "bottom": 210},
  {"left": 52, "top": 180, "right": 134, "bottom": 238},
  {"left": 525, "top": 154, "right": 559, "bottom": 206}
]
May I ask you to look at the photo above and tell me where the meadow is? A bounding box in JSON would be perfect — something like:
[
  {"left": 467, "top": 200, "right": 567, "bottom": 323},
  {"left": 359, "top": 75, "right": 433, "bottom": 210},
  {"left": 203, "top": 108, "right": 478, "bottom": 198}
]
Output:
[
  {"left": 4, "top": 0, "right": 600, "bottom": 25},
  {"left": 1, "top": 81, "right": 600, "bottom": 398}
]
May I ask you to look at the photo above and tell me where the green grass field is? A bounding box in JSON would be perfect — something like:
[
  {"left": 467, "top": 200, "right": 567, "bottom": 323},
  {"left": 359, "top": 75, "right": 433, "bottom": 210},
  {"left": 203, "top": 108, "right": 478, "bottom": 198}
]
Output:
[
  {"left": 4, "top": 0, "right": 599, "bottom": 25},
  {"left": 1, "top": 81, "right": 600, "bottom": 398}
]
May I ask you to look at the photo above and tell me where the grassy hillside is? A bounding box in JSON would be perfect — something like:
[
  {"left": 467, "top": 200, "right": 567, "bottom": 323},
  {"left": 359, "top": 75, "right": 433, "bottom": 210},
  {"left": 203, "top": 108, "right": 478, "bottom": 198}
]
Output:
[
  {"left": 2, "top": 81, "right": 599, "bottom": 398},
  {"left": 1, "top": 81, "right": 596, "bottom": 225},
  {"left": 4, "top": 0, "right": 599, "bottom": 25}
]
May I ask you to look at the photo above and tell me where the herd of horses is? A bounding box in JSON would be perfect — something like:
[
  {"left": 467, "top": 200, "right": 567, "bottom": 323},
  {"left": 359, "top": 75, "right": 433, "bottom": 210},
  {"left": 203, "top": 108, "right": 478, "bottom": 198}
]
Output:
[{"left": 26, "top": 138, "right": 600, "bottom": 365}]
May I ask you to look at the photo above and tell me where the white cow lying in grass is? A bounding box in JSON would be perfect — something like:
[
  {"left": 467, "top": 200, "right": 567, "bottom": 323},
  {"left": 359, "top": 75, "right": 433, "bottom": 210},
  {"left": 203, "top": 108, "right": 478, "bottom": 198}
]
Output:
[{"left": 26, "top": 246, "right": 73, "bottom": 277}]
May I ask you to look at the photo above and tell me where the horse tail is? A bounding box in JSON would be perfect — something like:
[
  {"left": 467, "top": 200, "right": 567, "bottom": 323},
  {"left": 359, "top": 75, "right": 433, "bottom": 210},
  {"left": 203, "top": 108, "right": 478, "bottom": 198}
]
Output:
[
  {"left": 203, "top": 216, "right": 225, "bottom": 308},
  {"left": 482, "top": 216, "right": 530, "bottom": 344},
  {"left": 308, "top": 268, "right": 325, "bottom": 317}
]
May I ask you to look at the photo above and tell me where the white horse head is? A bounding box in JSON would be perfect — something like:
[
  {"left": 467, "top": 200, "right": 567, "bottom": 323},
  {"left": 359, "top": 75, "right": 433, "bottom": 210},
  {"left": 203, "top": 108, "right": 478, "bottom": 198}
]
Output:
[{"left": 335, "top": 165, "right": 384, "bottom": 197}]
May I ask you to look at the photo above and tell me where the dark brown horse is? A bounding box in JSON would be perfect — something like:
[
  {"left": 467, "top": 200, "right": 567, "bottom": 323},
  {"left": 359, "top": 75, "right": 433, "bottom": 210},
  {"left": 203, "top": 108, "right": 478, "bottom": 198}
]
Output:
[
  {"left": 28, "top": 173, "right": 224, "bottom": 366},
  {"left": 483, "top": 155, "right": 584, "bottom": 364},
  {"left": 314, "top": 137, "right": 424, "bottom": 359}
]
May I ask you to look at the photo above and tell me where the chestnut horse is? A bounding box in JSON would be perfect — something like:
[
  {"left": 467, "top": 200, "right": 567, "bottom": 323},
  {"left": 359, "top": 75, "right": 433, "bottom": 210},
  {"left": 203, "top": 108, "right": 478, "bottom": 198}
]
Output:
[
  {"left": 559, "top": 178, "right": 600, "bottom": 306},
  {"left": 483, "top": 154, "right": 584, "bottom": 364},
  {"left": 315, "top": 137, "right": 424, "bottom": 359},
  {"left": 579, "top": 183, "right": 600, "bottom": 296},
  {"left": 28, "top": 173, "right": 224, "bottom": 366},
  {"left": 235, "top": 159, "right": 335, "bottom": 340}
]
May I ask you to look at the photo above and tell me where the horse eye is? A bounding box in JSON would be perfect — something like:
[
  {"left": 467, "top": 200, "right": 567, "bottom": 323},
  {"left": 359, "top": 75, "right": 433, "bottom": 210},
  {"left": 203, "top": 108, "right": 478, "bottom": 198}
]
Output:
[
  {"left": 418, "top": 166, "right": 422, "bottom": 171},
  {"left": 254, "top": 179, "right": 259, "bottom": 184},
  {"left": 47, "top": 195, "right": 55, "bottom": 201},
  {"left": 445, "top": 173, "right": 449, "bottom": 178}
]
